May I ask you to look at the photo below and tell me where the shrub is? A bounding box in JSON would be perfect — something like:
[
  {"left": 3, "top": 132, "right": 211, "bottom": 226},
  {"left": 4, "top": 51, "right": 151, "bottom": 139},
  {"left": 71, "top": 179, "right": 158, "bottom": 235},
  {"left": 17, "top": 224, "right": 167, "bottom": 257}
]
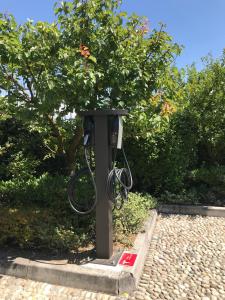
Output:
[
  {"left": 158, "top": 165, "right": 225, "bottom": 206},
  {"left": 0, "top": 191, "right": 156, "bottom": 251},
  {"left": 7, "top": 151, "right": 40, "bottom": 180},
  {"left": 113, "top": 192, "right": 156, "bottom": 245},
  {"left": 0, "top": 205, "right": 92, "bottom": 250},
  {"left": 186, "top": 59, "right": 225, "bottom": 166},
  {"left": 124, "top": 110, "right": 198, "bottom": 194},
  {"left": 0, "top": 118, "right": 45, "bottom": 181},
  {"left": 188, "top": 166, "right": 225, "bottom": 206},
  {"left": 158, "top": 190, "right": 200, "bottom": 205},
  {"left": 189, "top": 166, "right": 225, "bottom": 188},
  {"left": 0, "top": 173, "right": 68, "bottom": 208}
]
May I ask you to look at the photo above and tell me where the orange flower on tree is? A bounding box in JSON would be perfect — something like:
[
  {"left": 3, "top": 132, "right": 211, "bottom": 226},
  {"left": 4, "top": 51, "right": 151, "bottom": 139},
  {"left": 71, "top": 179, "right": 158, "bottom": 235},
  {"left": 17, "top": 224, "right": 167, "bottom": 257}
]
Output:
[
  {"left": 79, "top": 44, "right": 91, "bottom": 58},
  {"left": 161, "top": 101, "right": 176, "bottom": 116}
]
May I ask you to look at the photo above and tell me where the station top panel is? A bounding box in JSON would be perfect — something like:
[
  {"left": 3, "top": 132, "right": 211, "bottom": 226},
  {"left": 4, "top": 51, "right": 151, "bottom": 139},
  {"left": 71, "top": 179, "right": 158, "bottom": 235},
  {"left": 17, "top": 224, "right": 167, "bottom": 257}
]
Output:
[{"left": 79, "top": 109, "right": 128, "bottom": 116}]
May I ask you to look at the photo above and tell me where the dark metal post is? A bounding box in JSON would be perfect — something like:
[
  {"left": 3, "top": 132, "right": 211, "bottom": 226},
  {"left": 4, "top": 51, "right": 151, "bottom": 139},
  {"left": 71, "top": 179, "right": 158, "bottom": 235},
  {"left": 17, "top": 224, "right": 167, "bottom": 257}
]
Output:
[
  {"left": 94, "top": 115, "right": 113, "bottom": 259},
  {"left": 79, "top": 109, "right": 128, "bottom": 260}
]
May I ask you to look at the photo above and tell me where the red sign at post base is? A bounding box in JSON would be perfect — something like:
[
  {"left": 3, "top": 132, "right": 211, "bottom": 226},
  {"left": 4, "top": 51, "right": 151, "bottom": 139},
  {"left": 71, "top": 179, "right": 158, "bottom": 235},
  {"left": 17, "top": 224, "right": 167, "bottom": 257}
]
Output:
[{"left": 118, "top": 252, "right": 137, "bottom": 267}]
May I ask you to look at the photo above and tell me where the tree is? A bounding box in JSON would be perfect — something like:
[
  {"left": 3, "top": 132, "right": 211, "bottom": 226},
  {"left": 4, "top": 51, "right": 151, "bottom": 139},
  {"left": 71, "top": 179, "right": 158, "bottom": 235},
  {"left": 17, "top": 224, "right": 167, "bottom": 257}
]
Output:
[
  {"left": 0, "top": 0, "right": 181, "bottom": 174},
  {"left": 185, "top": 54, "right": 225, "bottom": 165}
]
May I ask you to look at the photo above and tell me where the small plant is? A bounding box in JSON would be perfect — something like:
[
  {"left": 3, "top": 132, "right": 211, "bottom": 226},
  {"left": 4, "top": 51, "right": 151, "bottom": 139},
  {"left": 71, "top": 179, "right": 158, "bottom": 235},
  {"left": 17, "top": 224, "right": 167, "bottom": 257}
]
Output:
[{"left": 113, "top": 192, "right": 156, "bottom": 245}]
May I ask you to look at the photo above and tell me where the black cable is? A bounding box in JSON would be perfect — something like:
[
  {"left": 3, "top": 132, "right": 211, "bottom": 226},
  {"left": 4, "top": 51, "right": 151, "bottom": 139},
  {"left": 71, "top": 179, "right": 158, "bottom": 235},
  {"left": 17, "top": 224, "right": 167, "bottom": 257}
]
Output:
[
  {"left": 68, "top": 142, "right": 133, "bottom": 214},
  {"left": 67, "top": 147, "right": 97, "bottom": 215},
  {"left": 107, "top": 147, "right": 133, "bottom": 210}
]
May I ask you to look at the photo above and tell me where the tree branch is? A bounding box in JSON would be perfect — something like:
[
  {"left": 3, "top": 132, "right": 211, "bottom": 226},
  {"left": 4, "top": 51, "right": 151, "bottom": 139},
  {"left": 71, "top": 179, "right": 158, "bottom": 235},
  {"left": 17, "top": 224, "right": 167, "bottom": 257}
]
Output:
[
  {"left": 46, "top": 114, "right": 65, "bottom": 155},
  {"left": 67, "top": 125, "right": 83, "bottom": 156},
  {"left": 24, "top": 77, "right": 35, "bottom": 102}
]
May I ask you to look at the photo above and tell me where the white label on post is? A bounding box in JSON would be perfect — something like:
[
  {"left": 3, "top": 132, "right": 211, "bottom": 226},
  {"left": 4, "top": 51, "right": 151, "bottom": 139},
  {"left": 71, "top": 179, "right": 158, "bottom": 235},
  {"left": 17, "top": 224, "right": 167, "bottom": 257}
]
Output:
[{"left": 117, "top": 116, "right": 123, "bottom": 149}]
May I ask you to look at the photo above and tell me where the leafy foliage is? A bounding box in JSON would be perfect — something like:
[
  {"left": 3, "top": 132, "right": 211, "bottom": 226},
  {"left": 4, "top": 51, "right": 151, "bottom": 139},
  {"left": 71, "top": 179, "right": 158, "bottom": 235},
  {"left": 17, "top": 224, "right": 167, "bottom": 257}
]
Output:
[
  {"left": 159, "top": 190, "right": 200, "bottom": 205},
  {"left": 125, "top": 53, "right": 225, "bottom": 200},
  {"left": 0, "top": 1, "right": 181, "bottom": 174},
  {"left": 186, "top": 56, "right": 225, "bottom": 165},
  {"left": 121, "top": 64, "right": 187, "bottom": 192},
  {"left": 1, "top": 1, "right": 225, "bottom": 254},
  {"left": 0, "top": 206, "right": 89, "bottom": 250},
  {"left": 113, "top": 192, "right": 156, "bottom": 235},
  {"left": 0, "top": 117, "right": 45, "bottom": 180},
  {"left": 0, "top": 186, "right": 156, "bottom": 250},
  {"left": 0, "top": 173, "right": 67, "bottom": 207}
]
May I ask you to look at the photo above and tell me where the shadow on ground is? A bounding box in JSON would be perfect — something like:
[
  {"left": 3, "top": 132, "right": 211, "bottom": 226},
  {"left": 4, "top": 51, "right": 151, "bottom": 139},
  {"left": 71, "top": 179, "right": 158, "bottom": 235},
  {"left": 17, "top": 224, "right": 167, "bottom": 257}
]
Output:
[
  {"left": 0, "top": 246, "right": 97, "bottom": 266},
  {"left": 0, "top": 246, "right": 123, "bottom": 267}
]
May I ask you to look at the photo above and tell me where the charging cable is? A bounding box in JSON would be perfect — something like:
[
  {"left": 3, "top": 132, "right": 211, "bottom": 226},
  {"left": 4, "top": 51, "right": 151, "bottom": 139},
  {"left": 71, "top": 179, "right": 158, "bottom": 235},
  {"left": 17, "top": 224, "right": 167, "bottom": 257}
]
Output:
[
  {"left": 67, "top": 144, "right": 98, "bottom": 215},
  {"left": 68, "top": 134, "right": 133, "bottom": 214},
  {"left": 107, "top": 147, "right": 133, "bottom": 209}
]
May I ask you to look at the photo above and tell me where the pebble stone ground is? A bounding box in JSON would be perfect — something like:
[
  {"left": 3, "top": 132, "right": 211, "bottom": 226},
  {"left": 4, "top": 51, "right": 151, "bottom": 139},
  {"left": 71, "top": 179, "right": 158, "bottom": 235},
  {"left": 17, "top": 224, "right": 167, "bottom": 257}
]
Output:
[
  {"left": 131, "top": 214, "right": 225, "bottom": 300},
  {"left": 0, "top": 214, "right": 225, "bottom": 300}
]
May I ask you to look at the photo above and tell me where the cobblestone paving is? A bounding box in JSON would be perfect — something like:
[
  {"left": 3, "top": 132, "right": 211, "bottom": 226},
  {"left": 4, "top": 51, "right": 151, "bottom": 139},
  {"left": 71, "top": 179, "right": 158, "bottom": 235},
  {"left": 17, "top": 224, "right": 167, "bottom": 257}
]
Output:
[
  {"left": 0, "top": 274, "right": 121, "bottom": 300},
  {"left": 131, "top": 214, "right": 225, "bottom": 300},
  {"left": 0, "top": 214, "right": 225, "bottom": 300}
]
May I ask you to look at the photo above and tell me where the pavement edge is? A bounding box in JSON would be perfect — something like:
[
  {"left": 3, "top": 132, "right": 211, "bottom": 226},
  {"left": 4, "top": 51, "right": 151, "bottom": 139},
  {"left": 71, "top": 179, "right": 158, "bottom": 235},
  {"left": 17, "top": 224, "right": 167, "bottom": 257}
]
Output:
[
  {"left": 158, "top": 204, "right": 225, "bottom": 217},
  {"left": 117, "top": 209, "right": 158, "bottom": 295}
]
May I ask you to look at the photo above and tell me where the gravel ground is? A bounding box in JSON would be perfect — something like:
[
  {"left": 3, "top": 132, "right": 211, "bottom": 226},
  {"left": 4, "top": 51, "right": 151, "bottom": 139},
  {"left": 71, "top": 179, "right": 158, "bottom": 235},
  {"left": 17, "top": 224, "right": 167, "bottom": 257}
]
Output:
[
  {"left": 0, "top": 214, "right": 225, "bottom": 300},
  {"left": 131, "top": 214, "right": 225, "bottom": 300},
  {"left": 0, "top": 275, "right": 121, "bottom": 300}
]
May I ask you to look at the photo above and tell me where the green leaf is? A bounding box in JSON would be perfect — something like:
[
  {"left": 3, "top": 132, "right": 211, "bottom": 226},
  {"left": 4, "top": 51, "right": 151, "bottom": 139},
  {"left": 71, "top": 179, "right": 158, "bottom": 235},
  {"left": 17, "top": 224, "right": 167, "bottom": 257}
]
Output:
[
  {"left": 88, "top": 55, "right": 97, "bottom": 63},
  {"left": 47, "top": 80, "right": 55, "bottom": 90}
]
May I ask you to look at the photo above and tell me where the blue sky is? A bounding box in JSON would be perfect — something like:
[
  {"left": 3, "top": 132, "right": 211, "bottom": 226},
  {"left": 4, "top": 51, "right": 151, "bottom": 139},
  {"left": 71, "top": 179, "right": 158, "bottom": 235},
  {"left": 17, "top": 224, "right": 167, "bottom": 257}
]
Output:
[{"left": 0, "top": 0, "right": 224, "bottom": 70}]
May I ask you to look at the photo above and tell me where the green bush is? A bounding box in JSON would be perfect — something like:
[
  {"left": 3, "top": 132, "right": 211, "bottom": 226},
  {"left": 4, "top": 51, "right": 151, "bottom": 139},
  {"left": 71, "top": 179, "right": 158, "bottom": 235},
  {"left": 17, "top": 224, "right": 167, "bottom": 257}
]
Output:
[
  {"left": 190, "top": 166, "right": 225, "bottom": 188},
  {"left": 186, "top": 59, "right": 225, "bottom": 166},
  {"left": 0, "top": 190, "right": 156, "bottom": 251},
  {"left": 188, "top": 166, "right": 225, "bottom": 205},
  {"left": 7, "top": 151, "right": 40, "bottom": 180},
  {"left": 158, "top": 190, "right": 200, "bottom": 205},
  {"left": 157, "top": 166, "right": 225, "bottom": 206},
  {"left": 0, "top": 173, "right": 68, "bottom": 208},
  {"left": 125, "top": 111, "right": 198, "bottom": 194},
  {"left": 113, "top": 192, "right": 156, "bottom": 245},
  {"left": 0, "top": 118, "right": 45, "bottom": 181},
  {"left": 0, "top": 206, "right": 92, "bottom": 250}
]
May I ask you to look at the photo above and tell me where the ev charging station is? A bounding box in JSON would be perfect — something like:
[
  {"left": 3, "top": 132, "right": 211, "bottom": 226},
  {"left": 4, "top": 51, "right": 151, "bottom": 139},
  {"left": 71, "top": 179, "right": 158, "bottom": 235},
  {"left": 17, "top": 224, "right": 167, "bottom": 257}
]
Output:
[{"left": 68, "top": 109, "right": 133, "bottom": 259}]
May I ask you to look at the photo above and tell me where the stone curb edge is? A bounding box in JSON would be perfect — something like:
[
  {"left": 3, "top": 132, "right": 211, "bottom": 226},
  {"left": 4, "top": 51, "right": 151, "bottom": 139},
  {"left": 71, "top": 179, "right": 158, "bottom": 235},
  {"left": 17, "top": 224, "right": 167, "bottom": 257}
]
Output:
[
  {"left": 0, "top": 209, "right": 158, "bottom": 296},
  {"left": 118, "top": 209, "right": 158, "bottom": 295},
  {"left": 158, "top": 204, "right": 225, "bottom": 217}
]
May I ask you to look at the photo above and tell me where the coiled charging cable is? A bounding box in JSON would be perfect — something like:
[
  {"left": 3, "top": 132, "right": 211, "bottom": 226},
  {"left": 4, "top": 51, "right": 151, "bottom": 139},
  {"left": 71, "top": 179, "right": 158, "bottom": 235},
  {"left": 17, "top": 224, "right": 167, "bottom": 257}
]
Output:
[
  {"left": 67, "top": 147, "right": 97, "bottom": 215},
  {"left": 68, "top": 144, "right": 133, "bottom": 214},
  {"left": 107, "top": 147, "right": 133, "bottom": 209}
]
